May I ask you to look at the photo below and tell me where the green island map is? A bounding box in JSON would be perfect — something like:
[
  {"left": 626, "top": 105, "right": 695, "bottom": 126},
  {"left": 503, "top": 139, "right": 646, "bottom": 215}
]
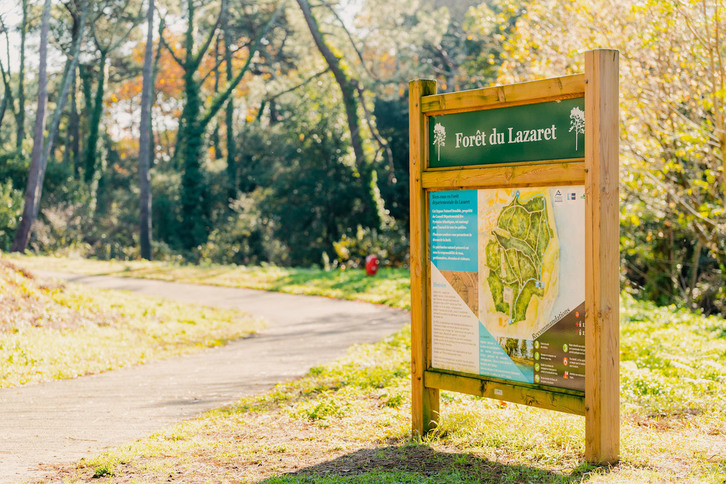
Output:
[{"left": 484, "top": 192, "right": 554, "bottom": 325}]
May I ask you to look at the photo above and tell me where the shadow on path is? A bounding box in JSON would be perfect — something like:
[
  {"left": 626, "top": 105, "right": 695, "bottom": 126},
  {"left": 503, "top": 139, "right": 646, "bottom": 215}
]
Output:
[{"left": 261, "top": 444, "right": 596, "bottom": 483}]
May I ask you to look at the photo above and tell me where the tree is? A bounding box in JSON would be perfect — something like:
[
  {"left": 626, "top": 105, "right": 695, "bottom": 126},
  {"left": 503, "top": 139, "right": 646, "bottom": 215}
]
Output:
[
  {"left": 0, "top": 2, "right": 29, "bottom": 150},
  {"left": 139, "top": 0, "right": 155, "bottom": 260},
  {"left": 295, "top": 0, "right": 386, "bottom": 229},
  {"left": 336, "top": 0, "right": 523, "bottom": 234},
  {"left": 503, "top": 337, "right": 518, "bottom": 357},
  {"left": 221, "top": 0, "right": 237, "bottom": 199},
  {"left": 0, "top": 44, "right": 9, "bottom": 133},
  {"left": 61, "top": 0, "right": 87, "bottom": 174},
  {"left": 519, "top": 338, "right": 529, "bottom": 358},
  {"left": 229, "top": 80, "right": 381, "bottom": 266},
  {"left": 11, "top": 0, "right": 52, "bottom": 252},
  {"left": 43, "top": 0, "right": 88, "bottom": 169},
  {"left": 12, "top": 0, "right": 89, "bottom": 253},
  {"left": 161, "top": 0, "right": 283, "bottom": 250},
  {"left": 83, "top": 0, "right": 143, "bottom": 184},
  {"left": 433, "top": 122, "right": 446, "bottom": 161}
]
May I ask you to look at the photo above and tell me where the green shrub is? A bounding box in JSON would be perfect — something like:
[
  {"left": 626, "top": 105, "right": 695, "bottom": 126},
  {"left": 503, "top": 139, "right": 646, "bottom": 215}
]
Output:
[{"left": 0, "top": 180, "right": 22, "bottom": 250}]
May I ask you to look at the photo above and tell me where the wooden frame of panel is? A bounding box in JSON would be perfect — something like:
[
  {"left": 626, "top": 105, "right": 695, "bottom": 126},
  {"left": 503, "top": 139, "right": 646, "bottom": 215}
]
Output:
[{"left": 409, "top": 49, "right": 619, "bottom": 464}]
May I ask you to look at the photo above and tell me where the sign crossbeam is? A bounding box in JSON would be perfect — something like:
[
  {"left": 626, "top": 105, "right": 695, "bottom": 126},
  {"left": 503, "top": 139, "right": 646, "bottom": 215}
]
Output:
[{"left": 421, "top": 75, "right": 586, "bottom": 115}]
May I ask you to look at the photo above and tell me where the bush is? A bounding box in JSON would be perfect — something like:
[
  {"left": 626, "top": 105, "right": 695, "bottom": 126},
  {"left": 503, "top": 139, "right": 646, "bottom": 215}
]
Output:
[
  {"left": 0, "top": 180, "right": 23, "bottom": 250},
  {"left": 196, "top": 192, "right": 285, "bottom": 266},
  {"left": 333, "top": 221, "right": 409, "bottom": 269}
]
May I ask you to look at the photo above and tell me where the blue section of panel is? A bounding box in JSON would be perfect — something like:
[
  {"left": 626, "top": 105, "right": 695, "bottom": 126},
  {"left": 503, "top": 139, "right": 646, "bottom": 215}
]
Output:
[
  {"left": 430, "top": 190, "right": 478, "bottom": 272},
  {"left": 478, "top": 322, "right": 533, "bottom": 383}
]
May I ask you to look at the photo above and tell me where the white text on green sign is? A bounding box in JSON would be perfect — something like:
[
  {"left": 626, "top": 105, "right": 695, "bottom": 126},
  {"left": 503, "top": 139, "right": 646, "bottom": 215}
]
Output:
[{"left": 429, "top": 98, "right": 585, "bottom": 168}]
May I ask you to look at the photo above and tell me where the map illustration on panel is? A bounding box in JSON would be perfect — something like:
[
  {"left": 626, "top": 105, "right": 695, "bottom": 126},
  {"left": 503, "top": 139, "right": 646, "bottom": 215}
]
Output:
[
  {"left": 478, "top": 189, "right": 560, "bottom": 342},
  {"left": 485, "top": 192, "right": 553, "bottom": 325}
]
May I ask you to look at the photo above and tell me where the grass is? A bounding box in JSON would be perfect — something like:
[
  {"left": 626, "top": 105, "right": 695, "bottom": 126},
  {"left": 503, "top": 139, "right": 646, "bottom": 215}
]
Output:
[
  {"left": 0, "top": 258, "right": 263, "bottom": 388},
  {"left": 6, "top": 254, "right": 725, "bottom": 481},
  {"left": 8, "top": 254, "right": 412, "bottom": 309},
  {"left": 41, "top": 294, "right": 725, "bottom": 483}
]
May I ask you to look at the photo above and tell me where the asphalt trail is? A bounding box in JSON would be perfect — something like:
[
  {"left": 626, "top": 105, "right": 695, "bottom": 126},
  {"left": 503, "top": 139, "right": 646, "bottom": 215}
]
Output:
[{"left": 0, "top": 271, "right": 408, "bottom": 482}]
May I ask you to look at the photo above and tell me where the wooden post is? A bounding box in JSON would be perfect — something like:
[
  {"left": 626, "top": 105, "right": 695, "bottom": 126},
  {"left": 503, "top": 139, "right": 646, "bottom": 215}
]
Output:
[
  {"left": 409, "top": 78, "right": 439, "bottom": 437},
  {"left": 584, "top": 49, "right": 620, "bottom": 464}
]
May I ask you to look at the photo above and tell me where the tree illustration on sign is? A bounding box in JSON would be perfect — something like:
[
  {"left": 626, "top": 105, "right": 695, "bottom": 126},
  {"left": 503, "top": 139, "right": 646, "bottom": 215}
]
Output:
[
  {"left": 433, "top": 122, "right": 446, "bottom": 161},
  {"left": 569, "top": 107, "right": 585, "bottom": 151}
]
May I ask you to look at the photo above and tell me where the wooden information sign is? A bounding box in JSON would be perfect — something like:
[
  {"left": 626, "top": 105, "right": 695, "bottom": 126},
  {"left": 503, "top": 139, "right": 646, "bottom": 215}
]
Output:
[{"left": 409, "top": 49, "right": 620, "bottom": 464}]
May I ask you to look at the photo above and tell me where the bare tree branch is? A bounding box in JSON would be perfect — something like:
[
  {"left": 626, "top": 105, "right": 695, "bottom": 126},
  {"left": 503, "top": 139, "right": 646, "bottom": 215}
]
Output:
[
  {"left": 199, "top": 40, "right": 253, "bottom": 85},
  {"left": 355, "top": 85, "right": 395, "bottom": 182},
  {"left": 159, "top": 27, "right": 185, "bottom": 67},
  {"left": 199, "top": 3, "right": 284, "bottom": 129},
  {"left": 318, "top": 0, "right": 378, "bottom": 80},
  {"left": 263, "top": 68, "right": 330, "bottom": 102}
]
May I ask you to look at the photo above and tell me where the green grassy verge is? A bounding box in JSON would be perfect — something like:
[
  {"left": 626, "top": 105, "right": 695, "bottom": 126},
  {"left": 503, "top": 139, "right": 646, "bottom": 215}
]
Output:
[
  {"left": 48, "top": 294, "right": 725, "bottom": 483},
  {"left": 8, "top": 255, "right": 411, "bottom": 309},
  {"left": 0, "top": 259, "right": 263, "bottom": 388}
]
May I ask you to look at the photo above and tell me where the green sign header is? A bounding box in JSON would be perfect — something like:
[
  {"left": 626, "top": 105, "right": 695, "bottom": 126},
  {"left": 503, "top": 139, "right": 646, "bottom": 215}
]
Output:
[{"left": 429, "top": 97, "right": 585, "bottom": 168}]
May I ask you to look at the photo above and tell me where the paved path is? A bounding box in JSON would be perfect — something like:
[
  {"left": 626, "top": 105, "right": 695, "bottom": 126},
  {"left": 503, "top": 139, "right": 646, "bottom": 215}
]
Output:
[{"left": 0, "top": 271, "right": 408, "bottom": 483}]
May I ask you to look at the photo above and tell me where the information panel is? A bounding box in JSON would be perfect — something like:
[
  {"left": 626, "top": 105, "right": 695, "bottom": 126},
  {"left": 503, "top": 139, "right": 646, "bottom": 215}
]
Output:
[
  {"left": 411, "top": 50, "right": 620, "bottom": 464},
  {"left": 430, "top": 186, "right": 585, "bottom": 391}
]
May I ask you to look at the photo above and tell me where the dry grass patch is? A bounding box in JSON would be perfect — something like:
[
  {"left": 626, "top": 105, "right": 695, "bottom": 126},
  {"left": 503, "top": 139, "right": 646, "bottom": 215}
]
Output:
[
  {"left": 0, "top": 259, "right": 105, "bottom": 332},
  {"left": 0, "top": 258, "right": 263, "bottom": 388}
]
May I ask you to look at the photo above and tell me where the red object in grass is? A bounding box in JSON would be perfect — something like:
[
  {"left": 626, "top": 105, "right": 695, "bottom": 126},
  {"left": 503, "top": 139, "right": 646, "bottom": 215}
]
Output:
[{"left": 365, "top": 255, "right": 379, "bottom": 276}]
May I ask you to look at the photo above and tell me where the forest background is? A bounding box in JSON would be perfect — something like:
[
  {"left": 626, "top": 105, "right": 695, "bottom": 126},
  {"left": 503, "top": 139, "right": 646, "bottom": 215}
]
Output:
[{"left": 0, "top": 0, "right": 724, "bottom": 316}]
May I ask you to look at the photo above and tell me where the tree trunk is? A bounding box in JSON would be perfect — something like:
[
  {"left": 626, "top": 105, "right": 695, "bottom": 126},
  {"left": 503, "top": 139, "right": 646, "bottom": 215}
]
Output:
[
  {"left": 11, "top": 0, "right": 52, "bottom": 252},
  {"left": 211, "top": 34, "right": 222, "bottom": 160},
  {"left": 66, "top": 4, "right": 83, "bottom": 173},
  {"left": 179, "top": 70, "right": 206, "bottom": 250},
  {"left": 222, "top": 0, "right": 237, "bottom": 200},
  {"left": 139, "top": 0, "right": 155, "bottom": 260},
  {"left": 0, "top": 90, "right": 8, "bottom": 130},
  {"left": 16, "top": 0, "right": 27, "bottom": 150},
  {"left": 0, "top": 51, "right": 16, "bottom": 135},
  {"left": 83, "top": 50, "right": 107, "bottom": 183},
  {"left": 174, "top": 0, "right": 282, "bottom": 250},
  {"left": 177, "top": 0, "right": 208, "bottom": 250},
  {"left": 52, "top": 3, "right": 78, "bottom": 167},
  {"left": 295, "top": 0, "right": 382, "bottom": 228},
  {"left": 79, "top": 63, "right": 93, "bottom": 177},
  {"left": 69, "top": 67, "right": 80, "bottom": 176},
  {"left": 688, "top": 239, "right": 703, "bottom": 309},
  {"left": 42, "top": 0, "right": 87, "bottom": 174}
]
